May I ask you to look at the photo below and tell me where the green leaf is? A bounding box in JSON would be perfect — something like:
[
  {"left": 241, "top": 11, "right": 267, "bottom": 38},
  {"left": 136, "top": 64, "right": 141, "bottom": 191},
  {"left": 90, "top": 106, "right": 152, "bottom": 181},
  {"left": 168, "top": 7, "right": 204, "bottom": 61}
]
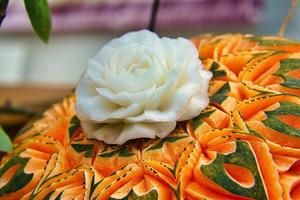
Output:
[
  {"left": 0, "top": 0, "right": 9, "bottom": 26},
  {"left": 0, "top": 126, "right": 13, "bottom": 152},
  {"left": 24, "top": 0, "right": 51, "bottom": 43}
]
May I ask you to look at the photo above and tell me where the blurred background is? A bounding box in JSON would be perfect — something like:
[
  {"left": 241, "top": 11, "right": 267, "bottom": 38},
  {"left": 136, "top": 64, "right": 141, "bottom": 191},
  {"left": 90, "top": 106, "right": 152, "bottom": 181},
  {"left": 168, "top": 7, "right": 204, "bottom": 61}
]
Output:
[{"left": 0, "top": 0, "right": 299, "bottom": 131}]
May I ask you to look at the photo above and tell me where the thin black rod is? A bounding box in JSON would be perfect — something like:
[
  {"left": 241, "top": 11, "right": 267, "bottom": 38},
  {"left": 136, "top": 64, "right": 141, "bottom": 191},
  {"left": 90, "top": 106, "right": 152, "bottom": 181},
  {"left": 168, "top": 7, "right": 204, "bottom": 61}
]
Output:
[
  {"left": 148, "top": 0, "right": 160, "bottom": 32},
  {"left": 0, "top": 0, "right": 9, "bottom": 26}
]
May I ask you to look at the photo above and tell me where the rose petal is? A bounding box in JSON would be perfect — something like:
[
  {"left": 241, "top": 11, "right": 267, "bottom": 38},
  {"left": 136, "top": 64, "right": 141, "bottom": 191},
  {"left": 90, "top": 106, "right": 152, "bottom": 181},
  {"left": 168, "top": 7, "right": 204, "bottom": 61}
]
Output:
[
  {"left": 82, "top": 122, "right": 123, "bottom": 144},
  {"left": 109, "top": 30, "right": 161, "bottom": 47},
  {"left": 125, "top": 82, "right": 199, "bottom": 123},
  {"left": 76, "top": 95, "right": 117, "bottom": 121},
  {"left": 114, "top": 121, "right": 176, "bottom": 145},
  {"left": 76, "top": 30, "right": 212, "bottom": 145}
]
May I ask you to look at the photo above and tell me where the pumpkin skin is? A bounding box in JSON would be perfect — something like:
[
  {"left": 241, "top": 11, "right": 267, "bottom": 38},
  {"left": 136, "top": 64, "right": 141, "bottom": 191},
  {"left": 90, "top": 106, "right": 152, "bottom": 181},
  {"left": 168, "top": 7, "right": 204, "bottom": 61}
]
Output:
[{"left": 1, "top": 34, "right": 300, "bottom": 200}]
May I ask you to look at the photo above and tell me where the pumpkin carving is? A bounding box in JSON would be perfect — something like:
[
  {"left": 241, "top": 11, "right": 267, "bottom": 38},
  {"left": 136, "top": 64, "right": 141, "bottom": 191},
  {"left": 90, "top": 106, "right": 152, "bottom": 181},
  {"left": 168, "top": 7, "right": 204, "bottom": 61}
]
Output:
[{"left": 1, "top": 34, "right": 300, "bottom": 200}]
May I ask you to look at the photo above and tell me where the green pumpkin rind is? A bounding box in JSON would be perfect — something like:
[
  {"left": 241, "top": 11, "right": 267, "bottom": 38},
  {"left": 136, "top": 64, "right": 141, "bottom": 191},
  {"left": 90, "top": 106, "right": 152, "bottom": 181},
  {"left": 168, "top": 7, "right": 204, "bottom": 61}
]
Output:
[
  {"left": 245, "top": 125, "right": 266, "bottom": 140},
  {"left": 89, "top": 175, "right": 102, "bottom": 199},
  {"left": 247, "top": 36, "right": 300, "bottom": 46},
  {"left": 99, "top": 146, "right": 135, "bottom": 158},
  {"left": 43, "top": 190, "right": 55, "bottom": 200},
  {"left": 29, "top": 172, "right": 64, "bottom": 200},
  {"left": 145, "top": 130, "right": 189, "bottom": 152},
  {"left": 208, "top": 61, "right": 227, "bottom": 79},
  {"left": 0, "top": 153, "right": 33, "bottom": 196},
  {"left": 210, "top": 82, "right": 231, "bottom": 105},
  {"left": 201, "top": 140, "right": 267, "bottom": 200},
  {"left": 263, "top": 101, "right": 300, "bottom": 137},
  {"left": 55, "top": 191, "right": 64, "bottom": 200},
  {"left": 191, "top": 109, "right": 215, "bottom": 131},
  {"left": 71, "top": 143, "right": 94, "bottom": 158},
  {"left": 147, "top": 135, "right": 188, "bottom": 152},
  {"left": 68, "top": 116, "right": 81, "bottom": 139},
  {"left": 109, "top": 189, "right": 159, "bottom": 200},
  {"left": 274, "top": 59, "right": 300, "bottom": 89},
  {"left": 45, "top": 191, "right": 63, "bottom": 200}
]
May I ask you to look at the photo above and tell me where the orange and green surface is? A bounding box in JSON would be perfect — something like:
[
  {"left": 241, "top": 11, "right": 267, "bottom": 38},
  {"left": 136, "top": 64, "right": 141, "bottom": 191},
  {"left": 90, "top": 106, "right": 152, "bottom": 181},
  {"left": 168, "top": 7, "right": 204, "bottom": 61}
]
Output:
[{"left": 0, "top": 34, "right": 300, "bottom": 199}]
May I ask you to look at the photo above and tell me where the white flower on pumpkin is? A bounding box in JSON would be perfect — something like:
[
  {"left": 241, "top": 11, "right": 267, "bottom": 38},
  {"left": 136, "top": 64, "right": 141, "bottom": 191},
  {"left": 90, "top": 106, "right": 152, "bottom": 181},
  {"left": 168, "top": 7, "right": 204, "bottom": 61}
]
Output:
[{"left": 75, "top": 30, "right": 212, "bottom": 145}]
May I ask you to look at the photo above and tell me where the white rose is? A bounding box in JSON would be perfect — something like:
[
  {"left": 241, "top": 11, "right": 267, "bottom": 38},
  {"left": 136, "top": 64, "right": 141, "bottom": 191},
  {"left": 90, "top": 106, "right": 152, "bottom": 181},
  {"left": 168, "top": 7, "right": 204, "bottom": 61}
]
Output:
[{"left": 75, "top": 30, "right": 212, "bottom": 145}]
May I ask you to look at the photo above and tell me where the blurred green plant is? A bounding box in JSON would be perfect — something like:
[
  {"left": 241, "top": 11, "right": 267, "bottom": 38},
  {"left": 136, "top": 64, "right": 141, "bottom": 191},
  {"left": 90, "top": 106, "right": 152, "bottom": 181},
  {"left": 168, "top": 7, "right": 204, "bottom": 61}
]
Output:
[
  {"left": 0, "top": 126, "right": 12, "bottom": 153},
  {"left": 0, "top": 0, "right": 51, "bottom": 43},
  {"left": 0, "top": 0, "right": 9, "bottom": 25}
]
